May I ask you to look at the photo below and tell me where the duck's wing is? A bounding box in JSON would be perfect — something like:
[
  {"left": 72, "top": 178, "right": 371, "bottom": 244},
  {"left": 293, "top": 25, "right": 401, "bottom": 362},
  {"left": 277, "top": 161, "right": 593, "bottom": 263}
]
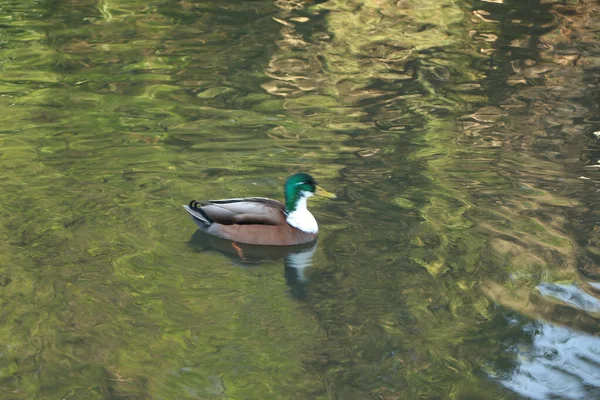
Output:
[{"left": 185, "top": 197, "right": 286, "bottom": 226}]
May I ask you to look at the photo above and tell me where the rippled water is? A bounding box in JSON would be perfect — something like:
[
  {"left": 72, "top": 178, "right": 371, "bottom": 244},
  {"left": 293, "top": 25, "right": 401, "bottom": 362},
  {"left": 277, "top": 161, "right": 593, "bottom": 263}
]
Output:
[{"left": 1, "top": 0, "right": 600, "bottom": 399}]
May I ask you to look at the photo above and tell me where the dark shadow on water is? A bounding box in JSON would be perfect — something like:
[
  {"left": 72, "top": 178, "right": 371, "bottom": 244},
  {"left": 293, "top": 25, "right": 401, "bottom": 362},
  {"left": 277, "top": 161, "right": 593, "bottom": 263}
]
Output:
[{"left": 187, "top": 230, "right": 317, "bottom": 299}]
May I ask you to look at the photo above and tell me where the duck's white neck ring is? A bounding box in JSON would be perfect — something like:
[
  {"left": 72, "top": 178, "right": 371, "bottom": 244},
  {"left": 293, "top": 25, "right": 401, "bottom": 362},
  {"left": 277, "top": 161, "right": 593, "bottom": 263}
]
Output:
[{"left": 286, "top": 192, "right": 318, "bottom": 234}]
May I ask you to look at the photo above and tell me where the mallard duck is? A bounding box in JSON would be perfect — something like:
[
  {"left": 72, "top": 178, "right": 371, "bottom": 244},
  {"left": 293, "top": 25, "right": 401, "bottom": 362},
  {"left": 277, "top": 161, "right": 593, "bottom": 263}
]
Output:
[{"left": 183, "top": 173, "right": 336, "bottom": 246}]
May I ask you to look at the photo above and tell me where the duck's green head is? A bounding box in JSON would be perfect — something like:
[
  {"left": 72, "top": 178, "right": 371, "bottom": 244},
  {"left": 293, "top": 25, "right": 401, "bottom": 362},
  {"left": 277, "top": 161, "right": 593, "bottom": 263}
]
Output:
[{"left": 284, "top": 172, "right": 336, "bottom": 212}]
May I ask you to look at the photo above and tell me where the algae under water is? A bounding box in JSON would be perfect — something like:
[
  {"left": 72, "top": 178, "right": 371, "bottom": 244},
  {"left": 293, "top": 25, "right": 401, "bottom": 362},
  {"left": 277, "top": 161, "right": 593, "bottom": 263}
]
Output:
[{"left": 0, "top": 0, "right": 599, "bottom": 399}]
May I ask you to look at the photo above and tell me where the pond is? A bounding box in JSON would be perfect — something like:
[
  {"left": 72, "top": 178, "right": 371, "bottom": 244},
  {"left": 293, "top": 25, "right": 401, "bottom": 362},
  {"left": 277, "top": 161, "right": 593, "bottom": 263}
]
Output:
[{"left": 1, "top": 0, "right": 599, "bottom": 399}]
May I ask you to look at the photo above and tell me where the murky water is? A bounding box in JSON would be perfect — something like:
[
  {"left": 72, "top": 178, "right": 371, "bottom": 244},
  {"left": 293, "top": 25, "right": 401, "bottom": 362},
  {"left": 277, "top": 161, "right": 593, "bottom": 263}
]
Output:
[{"left": 1, "top": 0, "right": 599, "bottom": 399}]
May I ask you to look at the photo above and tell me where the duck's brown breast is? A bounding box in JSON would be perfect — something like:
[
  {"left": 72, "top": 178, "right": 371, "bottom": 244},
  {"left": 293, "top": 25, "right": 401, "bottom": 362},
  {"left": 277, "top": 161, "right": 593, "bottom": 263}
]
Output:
[{"left": 214, "top": 223, "right": 316, "bottom": 246}]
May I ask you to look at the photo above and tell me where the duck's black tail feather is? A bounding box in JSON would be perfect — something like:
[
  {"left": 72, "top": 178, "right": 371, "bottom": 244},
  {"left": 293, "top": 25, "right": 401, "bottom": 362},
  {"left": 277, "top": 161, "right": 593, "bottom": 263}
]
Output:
[{"left": 183, "top": 200, "right": 213, "bottom": 226}]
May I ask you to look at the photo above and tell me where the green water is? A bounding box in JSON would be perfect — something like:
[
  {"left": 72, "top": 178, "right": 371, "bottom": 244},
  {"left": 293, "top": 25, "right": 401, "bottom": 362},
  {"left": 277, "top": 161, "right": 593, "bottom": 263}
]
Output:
[{"left": 1, "top": 0, "right": 599, "bottom": 399}]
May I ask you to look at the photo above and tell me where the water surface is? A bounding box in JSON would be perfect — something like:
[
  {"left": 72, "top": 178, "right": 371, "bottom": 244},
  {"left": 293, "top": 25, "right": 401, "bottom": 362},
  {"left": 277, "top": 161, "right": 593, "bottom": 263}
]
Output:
[{"left": 1, "top": 0, "right": 599, "bottom": 399}]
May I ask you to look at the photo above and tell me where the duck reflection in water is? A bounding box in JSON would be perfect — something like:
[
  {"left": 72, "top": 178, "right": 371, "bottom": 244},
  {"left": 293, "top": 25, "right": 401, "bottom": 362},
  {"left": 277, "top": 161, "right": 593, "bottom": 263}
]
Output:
[{"left": 187, "top": 230, "right": 317, "bottom": 299}]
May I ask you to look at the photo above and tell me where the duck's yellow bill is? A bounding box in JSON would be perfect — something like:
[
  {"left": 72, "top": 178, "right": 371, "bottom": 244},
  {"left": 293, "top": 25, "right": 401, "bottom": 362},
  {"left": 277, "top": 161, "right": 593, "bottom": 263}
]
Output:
[{"left": 315, "top": 185, "right": 337, "bottom": 199}]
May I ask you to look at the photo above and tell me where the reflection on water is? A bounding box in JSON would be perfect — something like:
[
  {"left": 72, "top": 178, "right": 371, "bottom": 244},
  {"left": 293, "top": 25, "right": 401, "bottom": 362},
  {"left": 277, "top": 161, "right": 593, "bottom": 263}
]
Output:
[
  {"left": 188, "top": 230, "right": 317, "bottom": 298},
  {"left": 498, "top": 276, "right": 600, "bottom": 400},
  {"left": 538, "top": 283, "right": 600, "bottom": 315},
  {"left": 486, "top": 280, "right": 600, "bottom": 399},
  {"left": 500, "top": 321, "right": 600, "bottom": 400}
]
